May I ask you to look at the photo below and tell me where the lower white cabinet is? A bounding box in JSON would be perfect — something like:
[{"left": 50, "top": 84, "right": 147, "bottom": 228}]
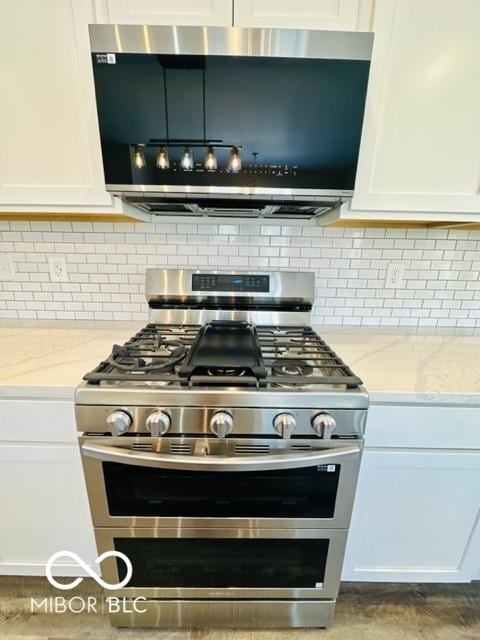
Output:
[
  {"left": 0, "top": 398, "right": 97, "bottom": 577},
  {"left": 343, "top": 447, "right": 480, "bottom": 582}
]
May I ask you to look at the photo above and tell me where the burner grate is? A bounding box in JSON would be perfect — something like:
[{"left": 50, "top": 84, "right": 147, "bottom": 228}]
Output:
[{"left": 83, "top": 323, "right": 362, "bottom": 388}]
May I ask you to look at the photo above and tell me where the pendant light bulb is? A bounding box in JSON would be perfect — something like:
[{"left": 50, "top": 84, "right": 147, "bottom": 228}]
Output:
[
  {"left": 155, "top": 146, "right": 170, "bottom": 170},
  {"left": 228, "top": 146, "right": 242, "bottom": 173},
  {"left": 133, "top": 144, "right": 146, "bottom": 169},
  {"left": 204, "top": 146, "right": 217, "bottom": 171},
  {"left": 180, "top": 146, "right": 194, "bottom": 171}
]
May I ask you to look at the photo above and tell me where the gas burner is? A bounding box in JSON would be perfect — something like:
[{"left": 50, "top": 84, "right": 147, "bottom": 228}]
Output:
[
  {"left": 207, "top": 367, "right": 247, "bottom": 377},
  {"left": 271, "top": 359, "right": 314, "bottom": 379},
  {"left": 107, "top": 344, "right": 187, "bottom": 374}
]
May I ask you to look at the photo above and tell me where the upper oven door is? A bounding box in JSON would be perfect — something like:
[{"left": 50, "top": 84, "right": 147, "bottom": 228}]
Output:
[{"left": 81, "top": 436, "right": 362, "bottom": 529}]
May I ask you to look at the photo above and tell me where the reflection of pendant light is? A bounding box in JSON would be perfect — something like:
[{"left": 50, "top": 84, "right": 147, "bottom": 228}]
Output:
[
  {"left": 180, "top": 146, "right": 194, "bottom": 171},
  {"left": 155, "top": 146, "right": 170, "bottom": 170},
  {"left": 204, "top": 146, "right": 217, "bottom": 171},
  {"left": 133, "top": 145, "right": 146, "bottom": 169},
  {"left": 228, "top": 146, "right": 242, "bottom": 173}
]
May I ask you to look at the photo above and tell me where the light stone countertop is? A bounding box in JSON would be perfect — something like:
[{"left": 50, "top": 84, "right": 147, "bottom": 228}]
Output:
[{"left": 0, "top": 320, "right": 479, "bottom": 406}]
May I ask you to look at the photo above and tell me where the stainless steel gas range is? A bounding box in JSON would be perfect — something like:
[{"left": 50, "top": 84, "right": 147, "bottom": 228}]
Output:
[{"left": 75, "top": 269, "right": 368, "bottom": 629}]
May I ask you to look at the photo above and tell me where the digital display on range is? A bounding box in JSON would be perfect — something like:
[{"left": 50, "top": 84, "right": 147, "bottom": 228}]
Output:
[{"left": 192, "top": 274, "right": 270, "bottom": 292}]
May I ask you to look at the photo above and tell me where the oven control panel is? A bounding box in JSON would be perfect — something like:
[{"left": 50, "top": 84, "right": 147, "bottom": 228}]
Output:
[
  {"left": 192, "top": 273, "right": 270, "bottom": 293},
  {"left": 79, "top": 406, "right": 366, "bottom": 439}
]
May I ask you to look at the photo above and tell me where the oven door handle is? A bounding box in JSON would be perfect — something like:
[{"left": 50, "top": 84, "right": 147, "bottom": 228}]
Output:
[{"left": 81, "top": 442, "right": 361, "bottom": 472}]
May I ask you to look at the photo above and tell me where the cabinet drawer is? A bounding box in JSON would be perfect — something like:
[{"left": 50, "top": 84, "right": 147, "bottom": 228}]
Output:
[
  {"left": 365, "top": 404, "right": 480, "bottom": 449},
  {"left": 0, "top": 399, "right": 76, "bottom": 443}
]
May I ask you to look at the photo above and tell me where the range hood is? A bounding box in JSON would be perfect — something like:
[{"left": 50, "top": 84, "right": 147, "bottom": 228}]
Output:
[{"left": 89, "top": 25, "right": 373, "bottom": 219}]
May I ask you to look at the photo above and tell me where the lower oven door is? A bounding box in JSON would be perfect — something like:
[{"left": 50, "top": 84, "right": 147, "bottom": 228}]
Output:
[
  {"left": 81, "top": 437, "right": 362, "bottom": 529},
  {"left": 95, "top": 527, "right": 347, "bottom": 600}
]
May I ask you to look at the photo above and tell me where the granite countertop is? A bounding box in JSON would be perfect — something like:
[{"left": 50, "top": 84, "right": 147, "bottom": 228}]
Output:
[{"left": 0, "top": 320, "right": 479, "bottom": 406}]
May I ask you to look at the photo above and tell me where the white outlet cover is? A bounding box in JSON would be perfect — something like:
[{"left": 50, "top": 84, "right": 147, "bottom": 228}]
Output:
[
  {"left": 385, "top": 263, "right": 405, "bottom": 289},
  {"left": 0, "top": 254, "right": 14, "bottom": 280},
  {"left": 48, "top": 255, "right": 68, "bottom": 282}
]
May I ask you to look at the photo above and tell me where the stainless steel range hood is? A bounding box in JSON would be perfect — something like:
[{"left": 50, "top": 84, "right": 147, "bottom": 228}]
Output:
[{"left": 90, "top": 25, "right": 373, "bottom": 220}]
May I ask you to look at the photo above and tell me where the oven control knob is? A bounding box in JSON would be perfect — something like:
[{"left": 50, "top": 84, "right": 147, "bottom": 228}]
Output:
[
  {"left": 312, "top": 413, "right": 337, "bottom": 439},
  {"left": 146, "top": 411, "right": 171, "bottom": 437},
  {"left": 209, "top": 412, "right": 233, "bottom": 438},
  {"left": 273, "top": 413, "right": 296, "bottom": 439},
  {"left": 106, "top": 410, "right": 132, "bottom": 436}
]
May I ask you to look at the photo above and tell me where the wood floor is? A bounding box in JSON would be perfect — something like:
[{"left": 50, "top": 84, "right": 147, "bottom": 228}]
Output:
[{"left": 0, "top": 578, "right": 478, "bottom": 639}]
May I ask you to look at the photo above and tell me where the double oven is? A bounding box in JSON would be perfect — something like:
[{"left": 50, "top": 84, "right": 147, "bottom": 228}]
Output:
[{"left": 79, "top": 409, "right": 364, "bottom": 628}]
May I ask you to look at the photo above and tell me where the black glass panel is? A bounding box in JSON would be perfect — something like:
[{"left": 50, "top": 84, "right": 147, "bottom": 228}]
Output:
[
  {"left": 103, "top": 461, "right": 340, "bottom": 518},
  {"left": 92, "top": 53, "right": 370, "bottom": 189},
  {"left": 115, "top": 537, "right": 329, "bottom": 588}
]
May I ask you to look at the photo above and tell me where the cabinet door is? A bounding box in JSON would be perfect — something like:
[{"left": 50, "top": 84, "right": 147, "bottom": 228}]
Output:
[
  {"left": 95, "top": 1, "right": 233, "bottom": 26},
  {"left": 0, "top": 0, "right": 111, "bottom": 207},
  {"left": 234, "top": 0, "right": 372, "bottom": 31},
  {"left": 352, "top": 0, "right": 480, "bottom": 213},
  {"left": 342, "top": 449, "right": 480, "bottom": 582},
  {"left": 0, "top": 443, "right": 97, "bottom": 576}
]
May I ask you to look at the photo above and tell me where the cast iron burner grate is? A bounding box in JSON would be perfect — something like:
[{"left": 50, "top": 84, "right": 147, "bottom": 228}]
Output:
[{"left": 83, "top": 323, "right": 362, "bottom": 388}]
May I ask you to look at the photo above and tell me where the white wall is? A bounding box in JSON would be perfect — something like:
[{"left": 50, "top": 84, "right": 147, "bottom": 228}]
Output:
[{"left": 0, "top": 219, "right": 479, "bottom": 327}]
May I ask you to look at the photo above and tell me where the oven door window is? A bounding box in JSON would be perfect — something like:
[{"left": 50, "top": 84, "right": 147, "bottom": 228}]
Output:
[
  {"left": 115, "top": 537, "right": 329, "bottom": 589},
  {"left": 103, "top": 462, "right": 340, "bottom": 518}
]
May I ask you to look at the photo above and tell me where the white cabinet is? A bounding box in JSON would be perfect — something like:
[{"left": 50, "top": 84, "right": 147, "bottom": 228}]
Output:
[
  {"left": 342, "top": 403, "right": 480, "bottom": 583},
  {"left": 94, "top": 0, "right": 233, "bottom": 26},
  {"left": 0, "top": 398, "right": 97, "bottom": 576},
  {"left": 343, "top": 448, "right": 480, "bottom": 582},
  {"left": 234, "top": 0, "right": 372, "bottom": 31},
  {"left": 0, "top": 0, "right": 138, "bottom": 215},
  {"left": 352, "top": 0, "right": 480, "bottom": 216},
  {"left": 0, "top": 443, "right": 97, "bottom": 576}
]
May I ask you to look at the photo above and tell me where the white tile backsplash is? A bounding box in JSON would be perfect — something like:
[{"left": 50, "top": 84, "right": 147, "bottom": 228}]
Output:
[{"left": 0, "top": 219, "right": 479, "bottom": 326}]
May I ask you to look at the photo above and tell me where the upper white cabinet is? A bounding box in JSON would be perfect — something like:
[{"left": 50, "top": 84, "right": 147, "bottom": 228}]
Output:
[
  {"left": 234, "top": 0, "right": 373, "bottom": 31},
  {"left": 352, "top": 0, "right": 480, "bottom": 215},
  {"left": 0, "top": 0, "right": 118, "bottom": 211},
  {"left": 94, "top": 0, "right": 233, "bottom": 26}
]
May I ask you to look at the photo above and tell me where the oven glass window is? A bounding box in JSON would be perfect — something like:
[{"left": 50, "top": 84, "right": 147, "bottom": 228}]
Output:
[
  {"left": 103, "top": 462, "right": 340, "bottom": 518},
  {"left": 115, "top": 537, "right": 329, "bottom": 588}
]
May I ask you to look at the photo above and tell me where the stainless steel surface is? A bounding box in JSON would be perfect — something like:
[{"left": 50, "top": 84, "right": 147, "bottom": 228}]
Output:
[
  {"left": 312, "top": 413, "right": 337, "bottom": 438},
  {"left": 76, "top": 404, "right": 368, "bottom": 435},
  {"left": 95, "top": 527, "right": 347, "bottom": 600},
  {"left": 145, "top": 410, "right": 171, "bottom": 437},
  {"left": 273, "top": 412, "right": 296, "bottom": 439},
  {"left": 89, "top": 25, "right": 373, "bottom": 60},
  {"left": 148, "top": 307, "right": 313, "bottom": 325},
  {"left": 105, "top": 410, "right": 132, "bottom": 436},
  {"left": 145, "top": 268, "right": 315, "bottom": 303},
  {"left": 80, "top": 436, "right": 361, "bottom": 530},
  {"left": 82, "top": 440, "right": 360, "bottom": 472},
  {"left": 90, "top": 26, "right": 372, "bottom": 212},
  {"left": 76, "top": 267, "right": 368, "bottom": 629},
  {"left": 108, "top": 599, "right": 335, "bottom": 628},
  {"left": 209, "top": 411, "right": 234, "bottom": 438}
]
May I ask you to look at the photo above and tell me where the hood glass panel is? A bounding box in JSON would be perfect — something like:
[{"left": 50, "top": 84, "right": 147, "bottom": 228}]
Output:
[{"left": 92, "top": 53, "right": 370, "bottom": 190}]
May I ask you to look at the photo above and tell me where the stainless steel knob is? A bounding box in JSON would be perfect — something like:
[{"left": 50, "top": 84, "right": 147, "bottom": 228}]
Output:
[
  {"left": 209, "top": 411, "right": 233, "bottom": 438},
  {"left": 146, "top": 411, "right": 171, "bottom": 437},
  {"left": 273, "top": 413, "right": 296, "bottom": 439},
  {"left": 106, "top": 410, "right": 132, "bottom": 436},
  {"left": 312, "top": 413, "right": 337, "bottom": 438}
]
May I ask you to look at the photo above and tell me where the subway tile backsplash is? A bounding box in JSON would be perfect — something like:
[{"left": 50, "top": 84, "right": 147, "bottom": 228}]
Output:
[{"left": 1, "top": 219, "right": 479, "bottom": 327}]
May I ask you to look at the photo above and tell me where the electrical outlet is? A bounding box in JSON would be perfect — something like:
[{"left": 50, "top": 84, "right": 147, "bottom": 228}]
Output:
[
  {"left": 0, "top": 254, "right": 14, "bottom": 280},
  {"left": 385, "top": 263, "right": 405, "bottom": 289},
  {"left": 48, "top": 255, "right": 68, "bottom": 282}
]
